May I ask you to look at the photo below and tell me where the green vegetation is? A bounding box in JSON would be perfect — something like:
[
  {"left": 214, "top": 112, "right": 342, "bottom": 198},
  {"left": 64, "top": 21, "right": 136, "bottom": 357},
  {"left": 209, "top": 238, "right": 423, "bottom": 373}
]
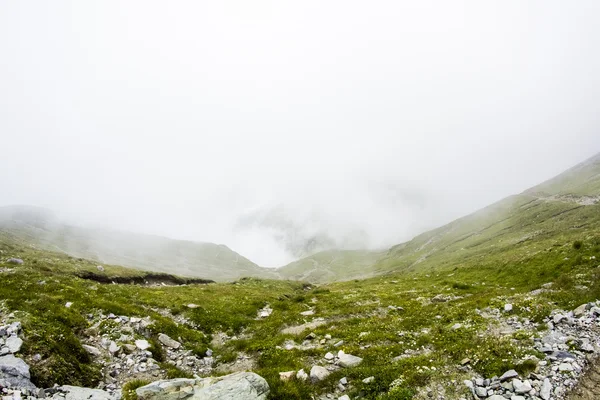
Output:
[
  {"left": 2, "top": 228, "right": 600, "bottom": 398},
  {"left": 0, "top": 153, "right": 599, "bottom": 399},
  {"left": 121, "top": 379, "right": 150, "bottom": 400},
  {"left": 0, "top": 205, "right": 278, "bottom": 282}
]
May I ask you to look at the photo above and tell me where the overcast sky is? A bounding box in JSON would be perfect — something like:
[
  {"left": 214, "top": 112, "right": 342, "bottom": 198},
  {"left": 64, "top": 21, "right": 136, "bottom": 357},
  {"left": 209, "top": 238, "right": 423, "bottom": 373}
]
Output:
[{"left": 1, "top": 1, "right": 599, "bottom": 266}]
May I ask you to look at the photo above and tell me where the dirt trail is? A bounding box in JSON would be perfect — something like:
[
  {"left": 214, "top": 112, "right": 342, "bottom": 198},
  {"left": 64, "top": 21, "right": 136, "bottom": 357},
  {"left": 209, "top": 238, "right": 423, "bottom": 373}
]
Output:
[{"left": 569, "top": 357, "right": 600, "bottom": 400}]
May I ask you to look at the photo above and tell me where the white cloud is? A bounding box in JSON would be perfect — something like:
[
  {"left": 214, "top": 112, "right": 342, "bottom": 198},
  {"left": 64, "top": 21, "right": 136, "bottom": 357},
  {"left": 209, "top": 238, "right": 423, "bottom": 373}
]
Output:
[{"left": 1, "top": 1, "right": 599, "bottom": 266}]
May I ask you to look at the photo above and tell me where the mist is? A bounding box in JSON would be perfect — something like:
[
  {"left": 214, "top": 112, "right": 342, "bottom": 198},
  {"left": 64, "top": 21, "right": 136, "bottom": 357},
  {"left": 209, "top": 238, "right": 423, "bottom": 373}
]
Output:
[{"left": 1, "top": 1, "right": 600, "bottom": 267}]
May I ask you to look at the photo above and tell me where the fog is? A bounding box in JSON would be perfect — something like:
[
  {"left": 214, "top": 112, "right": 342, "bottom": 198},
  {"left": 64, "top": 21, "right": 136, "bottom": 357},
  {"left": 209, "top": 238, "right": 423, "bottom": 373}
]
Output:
[{"left": 1, "top": 1, "right": 600, "bottom": 267}]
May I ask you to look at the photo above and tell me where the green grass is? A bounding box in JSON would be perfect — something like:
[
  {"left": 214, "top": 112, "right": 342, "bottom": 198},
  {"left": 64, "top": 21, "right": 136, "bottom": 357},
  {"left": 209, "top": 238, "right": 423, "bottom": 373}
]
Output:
[
  {"left": 0, "top": 154, "right": 599, "bottom": 399},
  {"left": 2, "top": 229, "right": 600, "bottom": 398}
]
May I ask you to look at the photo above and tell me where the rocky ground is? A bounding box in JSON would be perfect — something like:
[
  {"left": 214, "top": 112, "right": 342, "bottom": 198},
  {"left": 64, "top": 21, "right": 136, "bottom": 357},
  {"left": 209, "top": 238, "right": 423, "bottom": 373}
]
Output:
[
  {"left": 2, "top": 299, "right": 600, "bottom": 400},
  {"left": 458, "top": 301, "right": 600, "bottom": 400}
]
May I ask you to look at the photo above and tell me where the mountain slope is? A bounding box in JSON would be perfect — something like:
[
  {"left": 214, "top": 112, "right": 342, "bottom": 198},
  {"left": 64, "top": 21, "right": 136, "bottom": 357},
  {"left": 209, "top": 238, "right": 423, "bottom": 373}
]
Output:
[
  {"left": 374, "top": 152, "right": 600, "bottom": 275},
  {"left": 0, "top": 205, "right": 278, "bottom": 281},
  {"left": 277, "top": 249, "right": 383, "bottom": 283}
]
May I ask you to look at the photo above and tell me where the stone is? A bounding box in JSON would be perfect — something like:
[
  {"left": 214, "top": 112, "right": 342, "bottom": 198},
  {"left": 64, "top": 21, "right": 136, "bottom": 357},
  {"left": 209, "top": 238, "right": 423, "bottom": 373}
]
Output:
[
  {"left": 551, "top": 350, "right": 576, "bottom": 360},
  {"left": 338, "top": 354, "right": 363, "bottom": 368},
  {"left": 362, "top": 376, "right": 375, "bottom": 383},
  {"left": 488, "top": 396, "right": 507, "bottom": 400},
  {"left": 460, "top": 358, "right": 470, "bottom": 365},
  {"left": 540, "top": 378, "right": 551, "bottom": 400},
  {"left": 558, "top": 363, "right": 574, "bottom": 372},
  {"left": 324, "top": 352, "right": 335, "bottom": 360},
  {"left": 187, "top": 304, "right": 200, "bottom": 309},
  {"left": 296, "top": 369, "right": 308, "bottom": 381},
  {"left": 504, "top": 304, "right": 513, "bottom": 312},
  {"left": 474, "top": 386, "right": 487, "bottom": 397},
  {"left": 158, "top": 333, "right": 181, "bottom": 349},
  {"left": 300, "top": 310, "right": 315, "bottom": 316},
  {"left": 451, "top": 323, "right": 462, "bottom": 330},
  {"left": 334, "top": 340, "right": 344, "bottom": 347},
  {"left": 97, "top": 265, "right": 104, "bottom": 271},
  {"left": 135, "top": 340, "right": 151, "bottom": 350},
  {"left": 56, "top": 385, "right": 115, "bottom": 400},
  {"left": 510, "top": 396, "right": 525, "bottom": 400},
  {"left": 338, "top": 396, "right": 350, "bottom": 400},
  {"left": 65, "top": 302, "right": 73, "bottom": 308},
  {"left": 573, "top": 303, "right": 588, "bottom": 317},
  {"left": 512, "top": 379, "right": 532, "bottom": 394},
  {"left": 108, "top": 341, "right": 120, "bottom": 354},
  {"left": 310, "top": 366, "right": 330, "bottom": 382},
  {"left": 6, "top": 258, "right": 23, "bottom": 265},
  {"left": 5, "top": 337, "right": 22, "bottom": 354},
  {"left": 193, "top": 371, "right": 269, "bottom": 399},
  {"left": 82, "top": 345, "right": 102, "bottom": 357},
  {"left": 499, "top": 369, "right": 519, "bottom": 382},
  {"left": 136, "top": 378, "right": 196, "bottom": 400},
  {"left": 0, "top": 355, "right": 35, "bottom": 391},
  {"left": 279, "top": 371, "right": 295, "bottom": 381},
  {"left": 553, "top": 314, "right": 565, "bottom": 324},
  {"left": 340, "top": 377, "right": 348, "bottom": 385},
  {"left": 432, "top": 294, "right": 448, "bottom": 303}
]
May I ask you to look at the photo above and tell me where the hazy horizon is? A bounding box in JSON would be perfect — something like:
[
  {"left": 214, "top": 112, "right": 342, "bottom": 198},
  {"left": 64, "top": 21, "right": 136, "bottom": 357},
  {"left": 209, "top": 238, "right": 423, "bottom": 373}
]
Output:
[{"left": 2, "top": 1, "right": 600, "bottom": 266}]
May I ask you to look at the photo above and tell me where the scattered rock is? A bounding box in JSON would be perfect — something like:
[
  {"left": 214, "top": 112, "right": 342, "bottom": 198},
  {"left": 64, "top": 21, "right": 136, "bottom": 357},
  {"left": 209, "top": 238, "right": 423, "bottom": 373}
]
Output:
[
  {"left": 540, "top": 378, "right": 552, "bottom": 400},
  {"left": 309, "top": 366, "right": 330, "bottom": 383},
  {"left": 135, "top": 339, "right": 151, "bottom": 350},
  {"left": 279, "top": 371, "right": 295, "bottom": 381},
  {"left": 82, "top": 344, "right": 102, "bottom": 357},
  {"left": 512, "top": 378, "right": 532, "bottom": 394},
  {"left": 296, "top": 369, "right": 308, "bottom": 381},
  {"left": 108, "top": 341, "right": 120, "bottom": 354},
  {"left": 6, "top": 259, "right": 23, "bottom": 265},
  {"left": 499, "top": 369, "right": 519, "bottom": 382},
  {"left": 158, "top": 333, "right": 181, "bottom": 349},
  {"left": 338, "top": 353, "right": 363, "bottom": 368},
  {"left": 5, "top": 337, "right": 22, "bottom": 354}
]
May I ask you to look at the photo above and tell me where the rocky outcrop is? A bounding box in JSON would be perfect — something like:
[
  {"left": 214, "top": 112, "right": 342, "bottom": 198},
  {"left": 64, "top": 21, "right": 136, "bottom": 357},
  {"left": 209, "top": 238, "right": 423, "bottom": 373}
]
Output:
[
  {"left": 463, "top": 301, "right": 600, "bottom": 399},
  {"left": 136, "top": 372, "right": 269, "bottom": 400}
]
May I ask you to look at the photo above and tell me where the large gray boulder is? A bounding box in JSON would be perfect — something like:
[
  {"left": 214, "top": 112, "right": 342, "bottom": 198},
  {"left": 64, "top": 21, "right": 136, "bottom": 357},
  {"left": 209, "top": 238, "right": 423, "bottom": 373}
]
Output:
[
  {"left": 338, "top": 353, "right": 363, "bottom": 368},
  {"left": 136, "top": 378, "right": 196, "bottom": 400},
  {"left": 136, "top": 372, "right": 269, "bottom": 400},
  {"left": 0, "top": 354, "right": 36, "bottom": 391},
  {"left": 52, "top": 385, "right": 115, "bottom": 400},
  {"left": 194, "top": 372, "right": 269, "bottom": 399}
]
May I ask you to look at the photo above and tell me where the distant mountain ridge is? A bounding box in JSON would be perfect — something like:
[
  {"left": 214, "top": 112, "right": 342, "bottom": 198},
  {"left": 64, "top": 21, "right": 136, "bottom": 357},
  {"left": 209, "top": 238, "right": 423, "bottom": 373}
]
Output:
[
  {"left": 372, "top": 151, "right": 600, "bottom": 276},
  {"left": 0, "top": 205, "right": 278, "bottom": 282},
  {"left": 1, "top": 152, "right": 599, "bottom": 283}
]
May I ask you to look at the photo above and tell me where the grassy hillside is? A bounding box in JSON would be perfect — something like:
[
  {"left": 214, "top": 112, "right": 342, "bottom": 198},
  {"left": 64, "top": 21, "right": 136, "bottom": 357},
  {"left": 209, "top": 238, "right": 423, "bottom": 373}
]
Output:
[
  {"left": 0, "top": 206, "right": 278, "bottom": 282},
  {"left": 1, "top": 223, "right": 599, "bottom": 399},
  {"left": 278, "top": 249, "right": 383, "bottom": 283},
  {"left": 373, "top": 152, "right": 600, "bottom": 277},
  {"left": 0, "top": 153, "right": 599, "bottom": 399}
]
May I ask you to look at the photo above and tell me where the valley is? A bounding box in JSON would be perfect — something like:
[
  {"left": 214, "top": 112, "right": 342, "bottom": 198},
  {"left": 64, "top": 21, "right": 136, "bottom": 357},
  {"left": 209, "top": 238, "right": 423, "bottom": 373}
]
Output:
[{"left": 0, "top": 153, "right": 599, "bottom": 399}]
